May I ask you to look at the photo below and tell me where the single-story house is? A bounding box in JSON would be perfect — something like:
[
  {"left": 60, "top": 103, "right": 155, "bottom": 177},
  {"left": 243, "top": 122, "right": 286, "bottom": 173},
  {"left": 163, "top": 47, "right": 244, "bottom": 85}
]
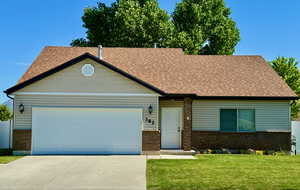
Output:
[{"left": 4, "top": 46, "right": 298, "bottom": 155}]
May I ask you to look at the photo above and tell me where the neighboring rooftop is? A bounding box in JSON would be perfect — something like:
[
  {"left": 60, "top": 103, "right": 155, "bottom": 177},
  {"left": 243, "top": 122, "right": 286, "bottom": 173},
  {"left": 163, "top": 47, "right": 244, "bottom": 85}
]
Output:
[{"left": 7, "top": 46, "right": 298, "bottom": 98}]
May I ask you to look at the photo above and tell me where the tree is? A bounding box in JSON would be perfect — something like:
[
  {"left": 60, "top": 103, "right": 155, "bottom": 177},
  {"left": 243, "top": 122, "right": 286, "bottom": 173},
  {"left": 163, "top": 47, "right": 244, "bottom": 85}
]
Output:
[
  {"left": 172, "top": 0, "right": 240, "bottom": 54},
  {"left": 71, "top": 0, "right": 172, "bottom": 48},
  {"left": 114, "top": 0, "right": 173, "bottom": 47},
  {"left": 270, "top": 57, "right": 300, "bottom": 118},
  {"left": 71, "top": 2, "right": 118, "bottom": 47},
  {"left": 71, "top": 0, "right": 240, "bottom": 55},
  {"left": 0, "top": 105, "right": 12, "bottom": 121},
  {"left": 70, "top": 38, "right": 91, "bottom": 47}
]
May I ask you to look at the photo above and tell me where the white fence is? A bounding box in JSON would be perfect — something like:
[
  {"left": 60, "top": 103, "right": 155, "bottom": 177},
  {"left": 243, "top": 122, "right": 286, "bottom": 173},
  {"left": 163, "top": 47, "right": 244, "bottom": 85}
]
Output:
[
  {"left": 0, "top": 120, "right": 11, "bottom": 148},
  {"left": 292, "top": 121, "right": 300, "bottom": 155}
]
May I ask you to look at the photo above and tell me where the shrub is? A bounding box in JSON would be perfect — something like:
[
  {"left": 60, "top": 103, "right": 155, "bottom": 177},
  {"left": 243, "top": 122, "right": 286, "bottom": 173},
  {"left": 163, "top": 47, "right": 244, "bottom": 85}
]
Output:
[
  {"left": 255, "top": 150, "right": 264, "bottom": 155},
  {"left": 0, "top": 149, "right": 13, "bottom": 156},
  {"left": 0, "top": 105, "right": 12, "bottom": 121},
  {"left": 274, "top": 151, "right": 290, "bottom": 156}
]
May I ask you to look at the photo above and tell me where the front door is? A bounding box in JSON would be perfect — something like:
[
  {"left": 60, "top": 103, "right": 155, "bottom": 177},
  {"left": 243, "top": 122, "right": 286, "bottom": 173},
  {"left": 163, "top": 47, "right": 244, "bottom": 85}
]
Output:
[{"left": 161, "top": 107, "right": 182, "bottom": 149}]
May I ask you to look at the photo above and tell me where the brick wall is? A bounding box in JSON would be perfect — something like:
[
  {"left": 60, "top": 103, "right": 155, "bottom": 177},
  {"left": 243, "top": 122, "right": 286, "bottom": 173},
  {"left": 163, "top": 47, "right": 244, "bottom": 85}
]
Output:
[
  {"left": 142, "top": 131, "right": 161, "bottom": 151},
  {"left": 13, "top": 130, "right": 32, "bottom": 151},
  {"left": 192, "top": 131, "right": 291, "bottom": 151},
  {"left": 182, "top": 98, "right": 192, "bottom": 150},
  {"left": 13, "top": 129, "right": 160, "bottom": 152}
]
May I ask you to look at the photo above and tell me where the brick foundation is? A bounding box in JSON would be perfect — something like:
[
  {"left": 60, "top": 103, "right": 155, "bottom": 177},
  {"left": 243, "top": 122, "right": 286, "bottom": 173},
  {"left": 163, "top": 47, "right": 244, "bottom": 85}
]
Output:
[
  {"left": 14, "top": 129, "right": 289, "bottom": 152},
  {"left": 142, "top": 131, "right": 161, "bottom": 151},
  {"left": 192, "top": 131, "right": 291, "bottom": 151},
  {"left": 13, "top": 129, "right": 161, "bottom": 152},
  {"left": 13, "top": 130, "right": 32, "bottom": 151}
]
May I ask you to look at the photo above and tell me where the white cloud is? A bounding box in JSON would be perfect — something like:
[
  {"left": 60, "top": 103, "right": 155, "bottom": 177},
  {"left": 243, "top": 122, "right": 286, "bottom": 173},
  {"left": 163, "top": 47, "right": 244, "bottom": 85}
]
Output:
[{"left": 15, "top": 62, "right": 30, "bottom": 66}]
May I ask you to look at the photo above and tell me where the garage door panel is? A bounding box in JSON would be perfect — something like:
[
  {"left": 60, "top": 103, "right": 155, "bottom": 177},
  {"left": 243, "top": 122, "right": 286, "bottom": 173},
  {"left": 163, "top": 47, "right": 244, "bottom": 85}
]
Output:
[
  {"left": 34, "top": 145, "right": 141, "bottom": 155},
  {"left": 32, "top": 107, "right": 142, "bottom": 155}
]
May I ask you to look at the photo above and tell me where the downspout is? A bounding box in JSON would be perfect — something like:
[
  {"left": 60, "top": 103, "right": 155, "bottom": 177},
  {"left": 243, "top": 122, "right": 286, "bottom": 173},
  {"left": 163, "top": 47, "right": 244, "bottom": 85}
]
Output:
[{"left": 6, "top": 93, "right": 14, "bottom": 150}]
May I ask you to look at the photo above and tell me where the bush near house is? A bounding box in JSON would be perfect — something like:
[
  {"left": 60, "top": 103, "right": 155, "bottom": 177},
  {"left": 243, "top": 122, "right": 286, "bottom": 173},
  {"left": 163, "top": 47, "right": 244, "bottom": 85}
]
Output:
[
  {"left": 0, "top": 149, "right": 13, "bottom": 156},
  {"left": 198, "top": 148, "right": 290, "bottom": 155},
  {"left": 147, "top": 155, "right": 300, "bottom": 190},
  {"left": 0, "top": 105, "right": 12, "bottom": 121}
]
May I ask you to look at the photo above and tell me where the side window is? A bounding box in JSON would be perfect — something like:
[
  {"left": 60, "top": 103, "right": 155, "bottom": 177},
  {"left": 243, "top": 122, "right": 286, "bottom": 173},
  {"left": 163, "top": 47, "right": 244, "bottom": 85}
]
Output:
[
  {"left": 220, "top": 109, "right": 237, "bottom": 132},
  {"left": 220, "top": 109, "right": 255, "bottom": 132},
  {"left": 238, "top": 109, "right": 255, "bottom": 132}
]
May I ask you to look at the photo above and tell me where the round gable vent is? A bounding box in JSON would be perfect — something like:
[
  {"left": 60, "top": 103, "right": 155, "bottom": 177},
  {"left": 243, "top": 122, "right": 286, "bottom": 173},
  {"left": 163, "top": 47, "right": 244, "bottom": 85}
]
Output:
[{"left": 81, "top": 64, "right": 95, "bottom": 77}]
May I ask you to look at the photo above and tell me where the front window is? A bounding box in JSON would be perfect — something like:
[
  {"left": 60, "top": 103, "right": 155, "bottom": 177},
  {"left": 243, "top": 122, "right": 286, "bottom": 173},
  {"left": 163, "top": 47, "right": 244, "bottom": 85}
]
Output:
[{"left": 220, "top": 109, "right": 255, "bottom": 132}]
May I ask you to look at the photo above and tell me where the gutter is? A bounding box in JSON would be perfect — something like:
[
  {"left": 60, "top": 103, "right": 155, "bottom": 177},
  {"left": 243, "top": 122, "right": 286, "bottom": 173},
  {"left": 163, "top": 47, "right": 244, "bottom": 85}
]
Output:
[{"left": 160, "top": 94, "right": 299, "bottom": 100}]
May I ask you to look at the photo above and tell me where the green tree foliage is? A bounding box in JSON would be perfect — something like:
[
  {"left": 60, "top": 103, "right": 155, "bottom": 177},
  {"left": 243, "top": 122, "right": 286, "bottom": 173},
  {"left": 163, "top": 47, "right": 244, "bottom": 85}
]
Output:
[
  {"left": 0, "top": 105, "right": 12, "bottom": 121},
  {"left": 70, "top": 38, "right": 91, "bottom": 47},
  {"left": 71, "top": 2, "right": 119, "bottom": 47},
  {"left": 270, "top": 57, "right": 300, "bottom": 118},
  {"left": 114, "top": 0, "right": 173, "bottom": 47},
  {"left": 172, "top": 0, "right": 240, "bottom": 54},
  {"left": 71, "top": 0, "right": 172, "bottom": 48},
  {"left": 71, "top": 0, "right": 240, "bottom": 55}
]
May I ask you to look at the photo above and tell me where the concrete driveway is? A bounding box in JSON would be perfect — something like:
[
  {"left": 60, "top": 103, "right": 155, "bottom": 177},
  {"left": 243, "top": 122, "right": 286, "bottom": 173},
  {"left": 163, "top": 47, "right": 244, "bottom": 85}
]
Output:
[{"left": 0, "top": 156, "right": 146, "bottom": 190}]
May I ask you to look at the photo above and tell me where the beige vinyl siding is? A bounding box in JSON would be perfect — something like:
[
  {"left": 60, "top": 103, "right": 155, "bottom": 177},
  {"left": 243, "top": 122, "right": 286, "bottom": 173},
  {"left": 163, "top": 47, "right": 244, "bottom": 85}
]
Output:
[
  {"left": 14, "top": 95, "right": 158, "bottom": 130},
  {"left": 192, "top": 100, "right": 291, "bottom": 132},
  {"left": 16, "top": 58, "right": 157, "bottom": 94}
]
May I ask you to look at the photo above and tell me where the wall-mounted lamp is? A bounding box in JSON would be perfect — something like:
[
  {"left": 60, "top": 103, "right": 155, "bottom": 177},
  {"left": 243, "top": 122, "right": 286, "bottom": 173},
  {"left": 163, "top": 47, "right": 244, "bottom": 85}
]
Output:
[
  {"left": 19, "top": 104, "right": 24, "bottom": 114},
  {"left": 148, "top": 105, "right": 153, "bottom": 115}
]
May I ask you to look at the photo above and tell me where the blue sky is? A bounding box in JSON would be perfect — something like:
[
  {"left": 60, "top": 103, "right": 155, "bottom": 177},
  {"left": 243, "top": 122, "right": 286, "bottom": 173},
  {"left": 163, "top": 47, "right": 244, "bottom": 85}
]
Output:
[{"left": 0, "top": 0, "right": 299, "bottom": 103}]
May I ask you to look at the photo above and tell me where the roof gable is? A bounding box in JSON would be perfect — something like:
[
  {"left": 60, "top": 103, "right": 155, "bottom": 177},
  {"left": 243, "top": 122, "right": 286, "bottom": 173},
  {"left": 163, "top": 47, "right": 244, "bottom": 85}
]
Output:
[
  {"left": 5, "top": 46, "right": 298, "bottom": 99},
  {"left": 5, "top": 53, "right": 164, "bottom": 95},
  {"left": 15, "top": 58, "right": 160, "bottom": 95}
]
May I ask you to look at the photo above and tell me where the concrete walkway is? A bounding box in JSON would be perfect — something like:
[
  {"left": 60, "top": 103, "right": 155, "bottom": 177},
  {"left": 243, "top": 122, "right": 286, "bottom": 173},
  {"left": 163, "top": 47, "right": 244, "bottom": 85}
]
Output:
[
  {"left": 146, "top": 155, "right": 196, "bottom": 159},
  {"left": 0, "top": 156, "right": 146, "bottom": 190}
]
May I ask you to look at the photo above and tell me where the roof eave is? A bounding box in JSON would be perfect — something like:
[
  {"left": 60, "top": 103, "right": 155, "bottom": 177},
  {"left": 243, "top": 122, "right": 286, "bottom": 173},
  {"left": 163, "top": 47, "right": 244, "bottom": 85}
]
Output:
[
  {"left": 194, "top": 96, "right": 299, "bottom": 100},
  {"left": 4, "top": 53, "right": 166, "bottom": 95},
  {"left": 161, "top": 94, "right": 299, "bottom": 100}
]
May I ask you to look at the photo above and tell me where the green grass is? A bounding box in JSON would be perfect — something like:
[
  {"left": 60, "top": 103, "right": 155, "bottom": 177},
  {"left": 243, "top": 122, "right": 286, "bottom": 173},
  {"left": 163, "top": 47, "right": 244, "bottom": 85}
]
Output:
[
  {"left": 147, "top": 155, "right": 300, "bottom": 190},
  {"left": 0, "top": 156, "right": 23, "bottom": 164}
]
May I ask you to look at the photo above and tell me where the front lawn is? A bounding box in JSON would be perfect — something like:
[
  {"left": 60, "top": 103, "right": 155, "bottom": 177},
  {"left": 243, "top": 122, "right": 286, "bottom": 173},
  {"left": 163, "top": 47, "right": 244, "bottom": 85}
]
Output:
[
  {"left": 147, "top": 155, "right": 300, "bottom": 190},
  {"left": 0, "top": 156, "right": 23, "bottom": 164}
]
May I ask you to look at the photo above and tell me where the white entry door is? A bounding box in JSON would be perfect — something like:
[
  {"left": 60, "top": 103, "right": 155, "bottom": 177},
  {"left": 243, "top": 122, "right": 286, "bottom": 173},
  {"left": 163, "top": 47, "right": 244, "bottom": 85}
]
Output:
[
  {"left": 32, "top": 107, "right": 142, "bottom": 155},
  {"left": 161, "top": 107, "right": 182, "bottom": 149}
]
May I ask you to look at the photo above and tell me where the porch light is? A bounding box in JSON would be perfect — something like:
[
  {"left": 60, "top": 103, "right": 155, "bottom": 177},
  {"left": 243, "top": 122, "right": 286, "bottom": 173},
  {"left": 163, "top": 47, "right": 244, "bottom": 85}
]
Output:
[
  {"left": 148, "top": 105, "right": 153, "bottom": 115},
  {"left": 19, "top": 104, "right": 25, "bottom": 114}
]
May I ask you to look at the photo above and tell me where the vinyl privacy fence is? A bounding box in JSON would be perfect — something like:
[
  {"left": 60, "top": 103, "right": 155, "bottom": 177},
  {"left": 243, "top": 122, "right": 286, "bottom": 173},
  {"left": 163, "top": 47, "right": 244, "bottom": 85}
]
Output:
[
  {"left": 0, "top": 120, "right": 11, "bottom": 148},
  {"left": 292, "top": 121, "right": 300, "bottom": 155}
]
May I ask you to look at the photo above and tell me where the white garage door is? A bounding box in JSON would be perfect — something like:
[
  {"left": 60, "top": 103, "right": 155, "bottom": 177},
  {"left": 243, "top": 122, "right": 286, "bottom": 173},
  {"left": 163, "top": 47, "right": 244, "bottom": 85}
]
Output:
[{"left": 32, "top": 107, "right": 142, "bottom": 155}]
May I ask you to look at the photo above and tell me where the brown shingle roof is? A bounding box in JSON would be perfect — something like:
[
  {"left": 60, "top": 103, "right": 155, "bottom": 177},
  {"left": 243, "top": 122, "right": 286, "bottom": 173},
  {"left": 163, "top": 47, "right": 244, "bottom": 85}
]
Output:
[{"left": 12, "top": 46, "right": 297, "bottom": 98}]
